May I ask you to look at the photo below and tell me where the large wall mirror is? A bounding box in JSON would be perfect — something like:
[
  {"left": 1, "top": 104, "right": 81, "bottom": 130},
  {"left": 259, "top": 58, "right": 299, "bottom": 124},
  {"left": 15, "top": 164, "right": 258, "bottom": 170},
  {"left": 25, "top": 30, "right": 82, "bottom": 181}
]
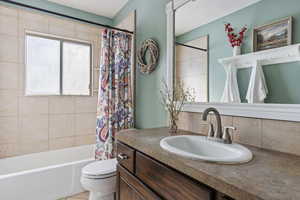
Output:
[{"left": 166, "top": 0, "right": 300, "bottom": 121}]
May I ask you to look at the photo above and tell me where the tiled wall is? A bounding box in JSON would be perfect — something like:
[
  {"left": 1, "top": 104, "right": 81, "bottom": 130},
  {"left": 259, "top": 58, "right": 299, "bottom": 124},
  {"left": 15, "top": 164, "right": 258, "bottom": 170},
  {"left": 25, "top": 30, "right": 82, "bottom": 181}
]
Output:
[
  {"left": 176, "top": 36, "right": 208, "bottom": 102},
  {"left": 178, "top": 112, "right": 300, "bottom": 156},
  {"left": 0, "top": 4, "right": 104, "bottom": 158}
]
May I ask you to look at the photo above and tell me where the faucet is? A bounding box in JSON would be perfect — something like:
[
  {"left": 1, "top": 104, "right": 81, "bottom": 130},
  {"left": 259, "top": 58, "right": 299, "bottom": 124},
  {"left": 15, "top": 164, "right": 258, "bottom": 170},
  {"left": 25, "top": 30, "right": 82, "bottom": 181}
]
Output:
[{"left": 202, "top": 107, "right": 236, "bottom": 144}]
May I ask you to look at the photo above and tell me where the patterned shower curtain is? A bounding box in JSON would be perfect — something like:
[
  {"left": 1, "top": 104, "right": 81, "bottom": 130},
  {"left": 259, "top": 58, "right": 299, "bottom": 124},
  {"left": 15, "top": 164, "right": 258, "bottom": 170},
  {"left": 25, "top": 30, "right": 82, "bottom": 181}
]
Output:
[{"left": 95, "top": 29, "right": 134, "bottom": 160}]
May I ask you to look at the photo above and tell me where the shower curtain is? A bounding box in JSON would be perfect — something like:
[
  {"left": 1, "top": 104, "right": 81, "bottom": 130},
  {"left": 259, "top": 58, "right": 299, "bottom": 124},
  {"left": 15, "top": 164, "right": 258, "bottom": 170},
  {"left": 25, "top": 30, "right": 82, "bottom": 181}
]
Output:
[{"left": 95, "top": 29, "right": 133, "bottom": 160}]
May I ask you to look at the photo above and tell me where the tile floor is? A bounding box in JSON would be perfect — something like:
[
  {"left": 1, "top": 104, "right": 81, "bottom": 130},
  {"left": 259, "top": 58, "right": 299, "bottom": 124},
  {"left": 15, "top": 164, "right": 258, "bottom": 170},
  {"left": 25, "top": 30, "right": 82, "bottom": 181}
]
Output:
[{"left": 58, "top": 192, "right": 89, "bottom": 200}]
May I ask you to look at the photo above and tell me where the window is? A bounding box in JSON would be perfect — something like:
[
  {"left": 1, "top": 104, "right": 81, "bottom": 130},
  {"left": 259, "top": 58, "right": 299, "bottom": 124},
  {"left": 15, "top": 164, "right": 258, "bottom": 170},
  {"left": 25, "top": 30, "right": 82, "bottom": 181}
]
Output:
[{"left": 25, "top": 34, "right": 92, "bottom": 96}]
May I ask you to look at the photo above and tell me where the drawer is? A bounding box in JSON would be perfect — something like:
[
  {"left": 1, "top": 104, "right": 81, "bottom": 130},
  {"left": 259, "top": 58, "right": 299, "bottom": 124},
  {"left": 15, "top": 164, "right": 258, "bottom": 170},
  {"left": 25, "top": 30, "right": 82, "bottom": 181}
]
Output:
[
  {"left": 136, "top": 152, "right": 215, "bottom": 200},
  {"left": 217, "top": 193, "right": 235, "bottom": 200},
  {"left": 117, "top": 164, "right": 161, "bottom": 200},
  {"left": 116, "top": 142, "right": 135, "bottom": 173}
]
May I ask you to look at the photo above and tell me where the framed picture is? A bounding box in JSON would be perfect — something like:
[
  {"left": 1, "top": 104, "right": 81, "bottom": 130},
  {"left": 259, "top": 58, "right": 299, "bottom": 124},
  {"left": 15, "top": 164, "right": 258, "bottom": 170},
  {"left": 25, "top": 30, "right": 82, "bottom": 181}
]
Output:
[{"left": 253, "top": 16, "right": 293, "bottom": 52}]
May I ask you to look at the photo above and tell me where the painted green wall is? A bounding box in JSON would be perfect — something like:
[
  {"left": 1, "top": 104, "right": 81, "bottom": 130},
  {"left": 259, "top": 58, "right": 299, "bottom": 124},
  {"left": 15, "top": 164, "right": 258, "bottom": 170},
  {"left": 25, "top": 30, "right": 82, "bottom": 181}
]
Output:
[
  {"left": 177, "top": 0, "right": 300, "bottom": 103},
  {"left": 2, "top": 0, "right": 112, "bottom": 25},
  {"left": 113, "top": 0, "right": 170, "bottom": 128}
]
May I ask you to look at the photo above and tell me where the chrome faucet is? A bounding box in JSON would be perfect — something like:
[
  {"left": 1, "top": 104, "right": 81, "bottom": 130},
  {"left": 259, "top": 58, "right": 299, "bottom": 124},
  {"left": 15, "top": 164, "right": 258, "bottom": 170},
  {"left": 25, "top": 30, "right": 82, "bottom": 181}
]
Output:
[{"left": 202, "top": 107, "right": 236, "bottom": 144}]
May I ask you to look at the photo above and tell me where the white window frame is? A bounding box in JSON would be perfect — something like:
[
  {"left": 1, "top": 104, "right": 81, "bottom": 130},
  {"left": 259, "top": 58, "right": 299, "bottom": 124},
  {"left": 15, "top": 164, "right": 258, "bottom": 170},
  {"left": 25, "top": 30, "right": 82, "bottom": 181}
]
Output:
[{"left": 25, "top": 31, "right": 93, "bottom": 96}]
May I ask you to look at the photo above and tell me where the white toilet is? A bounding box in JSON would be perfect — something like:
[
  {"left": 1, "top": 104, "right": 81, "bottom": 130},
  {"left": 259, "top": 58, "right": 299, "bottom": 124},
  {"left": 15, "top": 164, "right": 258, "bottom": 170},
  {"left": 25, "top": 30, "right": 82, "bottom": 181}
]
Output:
[{"left": 81, "top": 158, "right": 117, "bottom": 200}]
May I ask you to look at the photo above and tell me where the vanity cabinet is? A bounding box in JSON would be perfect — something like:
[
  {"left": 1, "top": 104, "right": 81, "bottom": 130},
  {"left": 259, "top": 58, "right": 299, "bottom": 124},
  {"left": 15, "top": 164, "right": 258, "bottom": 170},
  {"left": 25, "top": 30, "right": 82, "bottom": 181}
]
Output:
[
  {"left": 117, "top": 165, "right": 160, "bottom": 200},
  {"left": 116, "top": 142, "right": 234, "bottom": 200}
]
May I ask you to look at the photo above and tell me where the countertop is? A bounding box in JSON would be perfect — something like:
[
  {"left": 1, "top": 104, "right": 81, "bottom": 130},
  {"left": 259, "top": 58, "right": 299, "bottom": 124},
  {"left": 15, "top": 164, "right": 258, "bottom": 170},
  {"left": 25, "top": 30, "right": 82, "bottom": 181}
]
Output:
[{"left": 116, "top": 128, "right": 300, "bottom": 200}]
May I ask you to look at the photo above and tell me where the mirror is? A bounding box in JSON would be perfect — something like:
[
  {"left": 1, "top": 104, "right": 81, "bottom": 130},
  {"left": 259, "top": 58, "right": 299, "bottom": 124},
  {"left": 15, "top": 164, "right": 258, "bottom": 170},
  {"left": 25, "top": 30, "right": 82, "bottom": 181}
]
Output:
[
  {"left": 174, "top": 0, "right": 300, "bottom": 104},
  {"left": 175, "top": 36, "right": 208, "bottom": 102}
]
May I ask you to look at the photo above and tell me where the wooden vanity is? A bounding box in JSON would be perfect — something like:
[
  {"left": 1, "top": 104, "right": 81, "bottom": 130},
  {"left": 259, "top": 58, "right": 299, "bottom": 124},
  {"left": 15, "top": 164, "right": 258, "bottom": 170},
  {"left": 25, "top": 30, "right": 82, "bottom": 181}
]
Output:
[
  {"left": 115, "top": 128, "right": 300, "bottom": 200},
  {"left": 116, "top": 141, "right": 233, "bottom": 200}
]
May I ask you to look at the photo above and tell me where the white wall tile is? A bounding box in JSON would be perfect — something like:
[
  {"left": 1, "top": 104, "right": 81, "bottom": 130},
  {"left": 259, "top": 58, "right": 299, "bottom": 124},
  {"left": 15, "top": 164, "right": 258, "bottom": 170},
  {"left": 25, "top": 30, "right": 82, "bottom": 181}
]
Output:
[
  {"left": 49, "top": 96, "right": 75, "bottom": 114},
  {"left": 18, "top": 10, "right": 49, "bottom": 37},
  {"left": 0, "top": 62, "right": 19, "bottom": 90},
  {"left": 49, "top": 136, "right": 75, "bottom": 150},
  {"left": 75, "top": 135, "right": 95, "bottom": 146},
  {"left": 75, "top": 96, "right": 97, "bottom": 113},
  {"left": 0, "top": 143, "right": 18, "bottom": 158},
  {"left": 0, "top": 34, "right": 18, "bottom": 62},
  {"left": 19, "top": 96, "right": 49, "bottom": 116},
  {"left": 20, "top": 115, "right": 49, "bottom": 142},
  {"left": 0, "top": 15, "right": 18, "bottom": 36},
  {"left": 48, "top": 18, "right": 75, "bottom": 38},
  {"left": 233, "top": 117, "right": 262, "bottom": 147},
  {"left": 0, "top": 5, "right": 18, "bottom": 17},
  {"left": 75, "top": 23, "right": 100, "bottom": 34},
  {"left": 262, "top": 119, "right": 300, "bottom": 156},
  {"left": 75, "top": 113, "right": 96, "bottom": 135},
  {"left": 0, "top": 90, "right": 18, "bottom": 117},
  {"left": 18, "top": 140, "right": 49, "bottom": 155},
  {"left": 49, "top": 114, "right": 74, "bottom": 138},
  {"left": 0, "top": 117, "right": 18, "bottom": 144}
]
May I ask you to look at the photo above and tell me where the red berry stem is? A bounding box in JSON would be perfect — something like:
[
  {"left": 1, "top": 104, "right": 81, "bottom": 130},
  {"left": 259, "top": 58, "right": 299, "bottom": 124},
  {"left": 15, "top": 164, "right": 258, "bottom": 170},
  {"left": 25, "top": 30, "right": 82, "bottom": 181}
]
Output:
[{"left": 224, "top": 23, "right": 247, "bottom": 48}]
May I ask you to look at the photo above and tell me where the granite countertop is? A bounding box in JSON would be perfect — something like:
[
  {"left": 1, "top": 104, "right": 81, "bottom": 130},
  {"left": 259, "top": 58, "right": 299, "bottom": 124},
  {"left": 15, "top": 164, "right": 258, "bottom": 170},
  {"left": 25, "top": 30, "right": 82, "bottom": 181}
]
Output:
[{"left": 116, "top": 128, "right": 300, "bottom": 200}]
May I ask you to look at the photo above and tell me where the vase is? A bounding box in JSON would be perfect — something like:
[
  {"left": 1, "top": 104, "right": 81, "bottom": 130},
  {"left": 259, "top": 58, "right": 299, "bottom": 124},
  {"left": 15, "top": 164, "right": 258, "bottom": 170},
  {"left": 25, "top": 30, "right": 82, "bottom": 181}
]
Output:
[
  {"left": 233, "top": 46, "right": 241, "bottom": 56},
  {"left": 169, "top": 118, "right": 178, "bottom": 135}
]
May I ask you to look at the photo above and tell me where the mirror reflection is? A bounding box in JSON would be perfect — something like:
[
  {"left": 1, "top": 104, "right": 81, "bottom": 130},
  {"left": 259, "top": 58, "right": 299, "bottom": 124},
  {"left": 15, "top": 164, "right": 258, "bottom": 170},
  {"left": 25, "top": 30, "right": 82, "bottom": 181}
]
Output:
[
  {"left": 175, "top": 0, "right": 300, "bottom": 104},
  {"left": 175, "top": 36, "right": 208, "bottom": 102}
]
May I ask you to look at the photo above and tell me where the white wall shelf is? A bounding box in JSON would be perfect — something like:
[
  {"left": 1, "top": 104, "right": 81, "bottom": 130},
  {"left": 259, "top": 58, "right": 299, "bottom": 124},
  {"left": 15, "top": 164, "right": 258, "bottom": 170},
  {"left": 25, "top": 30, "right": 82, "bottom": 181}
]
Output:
[{"left": 219, "top": 44, "right": 300, "bottom": 69}]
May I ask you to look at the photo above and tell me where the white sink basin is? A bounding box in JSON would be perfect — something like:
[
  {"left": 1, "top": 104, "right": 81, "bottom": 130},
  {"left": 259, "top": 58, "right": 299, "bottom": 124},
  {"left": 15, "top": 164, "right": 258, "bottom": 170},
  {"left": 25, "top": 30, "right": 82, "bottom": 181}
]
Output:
[{"left": 160, "top": 135, "right": 253, "bottom": 164}]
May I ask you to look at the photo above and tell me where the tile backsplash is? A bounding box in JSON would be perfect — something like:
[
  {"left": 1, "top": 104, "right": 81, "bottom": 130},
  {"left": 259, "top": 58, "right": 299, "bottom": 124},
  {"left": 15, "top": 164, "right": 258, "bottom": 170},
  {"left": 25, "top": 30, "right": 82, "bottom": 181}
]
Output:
[
  {"left": 0, "top": 4, "right": 102, "bottom": 158},
  {"left": 178, "top": 112, "right": 300, "bottom": 156}
]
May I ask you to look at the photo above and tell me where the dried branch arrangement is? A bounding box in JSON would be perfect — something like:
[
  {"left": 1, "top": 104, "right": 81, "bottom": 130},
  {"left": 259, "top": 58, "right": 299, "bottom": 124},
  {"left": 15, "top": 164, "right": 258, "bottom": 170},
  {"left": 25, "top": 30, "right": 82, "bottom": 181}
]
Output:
[{"left": 160, "top": 80, "right": 195, "bottom": 133}]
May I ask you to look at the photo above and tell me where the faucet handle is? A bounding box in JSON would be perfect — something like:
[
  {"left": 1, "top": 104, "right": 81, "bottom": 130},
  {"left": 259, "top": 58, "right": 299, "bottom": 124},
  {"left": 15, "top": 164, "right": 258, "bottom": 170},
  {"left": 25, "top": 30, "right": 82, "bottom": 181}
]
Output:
[{"left": 223, "top": 126, "right": 236, "bottom": 144}]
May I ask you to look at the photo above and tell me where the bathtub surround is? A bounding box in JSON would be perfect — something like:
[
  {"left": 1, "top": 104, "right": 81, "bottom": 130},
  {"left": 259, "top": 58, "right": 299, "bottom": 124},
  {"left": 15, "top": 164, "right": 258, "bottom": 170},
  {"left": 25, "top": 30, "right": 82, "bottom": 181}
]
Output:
[
  {"left": 96, "top": 29, "right": 134, "bottom": 160},
  {"left": 0, "top": 4, "right": 103, "bottom": 158}
]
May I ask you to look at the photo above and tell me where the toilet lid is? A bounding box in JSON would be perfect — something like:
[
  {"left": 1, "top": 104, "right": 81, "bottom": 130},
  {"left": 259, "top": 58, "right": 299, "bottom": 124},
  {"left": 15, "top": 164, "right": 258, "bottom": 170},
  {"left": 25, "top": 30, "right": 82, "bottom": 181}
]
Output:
[{"left": 82, "top": 158, "right": 117, "bottom": 176}]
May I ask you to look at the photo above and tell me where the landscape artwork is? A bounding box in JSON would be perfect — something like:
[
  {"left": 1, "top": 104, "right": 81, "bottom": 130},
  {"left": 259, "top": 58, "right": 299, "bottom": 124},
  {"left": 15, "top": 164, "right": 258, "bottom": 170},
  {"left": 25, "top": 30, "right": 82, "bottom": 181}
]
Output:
[{"left": 253, "top": 17, "right": 292, "bottom": 51}]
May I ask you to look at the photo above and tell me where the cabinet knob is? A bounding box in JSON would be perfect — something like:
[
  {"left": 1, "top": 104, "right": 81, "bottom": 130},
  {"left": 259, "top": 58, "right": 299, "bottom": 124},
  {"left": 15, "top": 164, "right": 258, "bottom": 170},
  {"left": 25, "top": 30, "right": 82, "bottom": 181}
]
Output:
[{"left": 118, "top": 153, "right": 129, "bottom": 160}]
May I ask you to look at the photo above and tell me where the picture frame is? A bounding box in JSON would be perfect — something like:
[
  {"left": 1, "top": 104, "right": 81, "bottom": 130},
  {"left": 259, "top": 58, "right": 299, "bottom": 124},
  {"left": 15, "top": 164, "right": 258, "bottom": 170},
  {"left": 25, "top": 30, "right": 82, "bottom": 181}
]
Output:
[{"left": 252, "top": 16, "right": 293, "bottom": 52}]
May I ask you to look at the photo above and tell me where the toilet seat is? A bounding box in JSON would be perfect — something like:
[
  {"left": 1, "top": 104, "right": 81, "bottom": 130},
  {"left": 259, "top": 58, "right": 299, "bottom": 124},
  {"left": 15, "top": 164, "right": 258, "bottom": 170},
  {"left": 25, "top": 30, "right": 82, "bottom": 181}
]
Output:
[
  {"left": 82, "top": 158, "right": 117, "bottom": 179},
  {"left": 82, "top": 172, "right": 116, "bottom": 179}
]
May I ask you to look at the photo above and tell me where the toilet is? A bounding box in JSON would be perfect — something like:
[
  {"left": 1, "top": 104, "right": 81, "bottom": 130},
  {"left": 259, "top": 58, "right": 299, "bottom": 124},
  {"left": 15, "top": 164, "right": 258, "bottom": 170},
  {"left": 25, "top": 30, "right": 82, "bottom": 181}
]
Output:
[{"left": 81, "top": 158, "right": 117, "bottom": 200}]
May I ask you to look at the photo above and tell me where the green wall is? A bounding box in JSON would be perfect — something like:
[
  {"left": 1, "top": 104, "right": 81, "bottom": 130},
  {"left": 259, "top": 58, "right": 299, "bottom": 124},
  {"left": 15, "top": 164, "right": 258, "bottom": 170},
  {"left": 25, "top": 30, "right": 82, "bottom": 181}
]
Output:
[
  {"left": 177, "top": 0, "right": 300, "bottom": 103},
  {"left": 114, "top": 0, "right": 170, "bottom": 128},
  {"left": 1, "top": 0, "right": 112, "bottom": 25}
]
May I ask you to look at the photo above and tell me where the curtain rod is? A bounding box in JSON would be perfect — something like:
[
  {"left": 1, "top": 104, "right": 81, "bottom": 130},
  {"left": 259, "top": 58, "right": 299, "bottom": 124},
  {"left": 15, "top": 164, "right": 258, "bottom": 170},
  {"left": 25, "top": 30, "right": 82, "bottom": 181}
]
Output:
[
  {"left": 0, "top": 0, "right": 134, "bottom": 34},
  {"left": 176, "top": 42, "right": 207, "bottom": 52}
]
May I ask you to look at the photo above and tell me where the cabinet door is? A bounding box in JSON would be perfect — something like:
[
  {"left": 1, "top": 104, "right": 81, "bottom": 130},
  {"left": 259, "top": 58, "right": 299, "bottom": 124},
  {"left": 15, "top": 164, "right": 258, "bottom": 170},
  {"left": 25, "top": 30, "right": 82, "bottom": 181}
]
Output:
[
  {"left": 119, "top": 178, "right": 140, "bottom": 200},
  {"left": 216, "top": 193, "right": 235, "bottom": 200},
  {"left": 117, "top": 164, "right": 161, "bottom": 200}
]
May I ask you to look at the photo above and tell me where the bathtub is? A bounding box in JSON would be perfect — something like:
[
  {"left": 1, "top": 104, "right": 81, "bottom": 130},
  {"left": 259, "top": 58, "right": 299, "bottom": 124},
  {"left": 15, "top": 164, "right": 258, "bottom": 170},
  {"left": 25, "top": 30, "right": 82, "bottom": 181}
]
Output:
[{"left": 0, "top": 145, "right": 95, "bottom": 200}]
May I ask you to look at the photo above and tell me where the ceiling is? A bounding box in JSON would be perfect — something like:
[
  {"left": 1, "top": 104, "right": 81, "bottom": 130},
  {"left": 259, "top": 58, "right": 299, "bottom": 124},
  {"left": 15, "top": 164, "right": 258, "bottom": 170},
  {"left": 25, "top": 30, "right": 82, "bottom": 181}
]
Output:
[
  {"left": 47, "top": 0, "right": 129, "bottom": 18},
  {"left": 175, "top": 0, "right": 262, "bottom": 36}
]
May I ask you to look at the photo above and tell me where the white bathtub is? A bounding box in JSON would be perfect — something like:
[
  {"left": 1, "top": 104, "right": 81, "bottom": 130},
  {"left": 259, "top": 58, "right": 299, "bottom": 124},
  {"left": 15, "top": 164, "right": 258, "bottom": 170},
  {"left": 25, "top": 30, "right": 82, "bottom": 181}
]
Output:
[{"left": 0, "top": 145, "right": 95, "bottom": 200}]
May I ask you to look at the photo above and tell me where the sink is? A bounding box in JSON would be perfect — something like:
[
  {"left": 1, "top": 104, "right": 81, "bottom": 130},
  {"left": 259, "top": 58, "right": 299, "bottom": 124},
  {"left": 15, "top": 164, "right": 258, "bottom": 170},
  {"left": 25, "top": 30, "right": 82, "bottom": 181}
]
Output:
[{"left": 160, "top": 135, "right": 253, "bottom": 164}]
